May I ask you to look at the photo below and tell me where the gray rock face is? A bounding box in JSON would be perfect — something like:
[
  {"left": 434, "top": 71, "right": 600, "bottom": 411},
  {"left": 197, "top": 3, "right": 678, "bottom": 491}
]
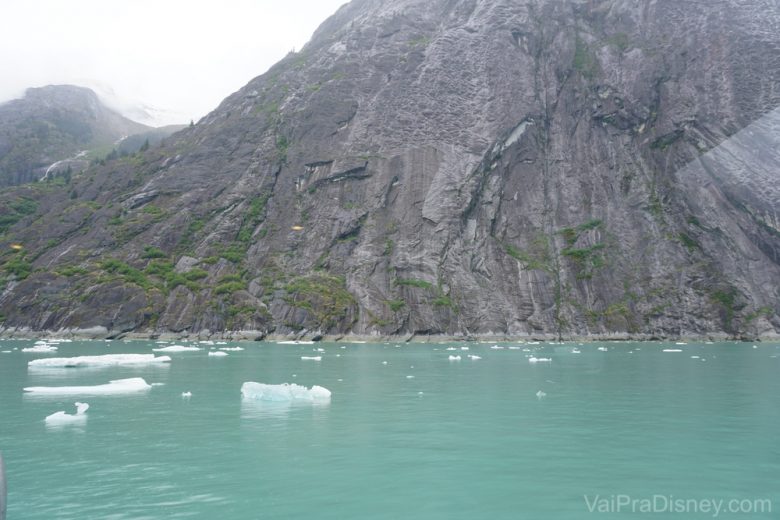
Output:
[{"left": 1, "top": 0, "right": 779, "bottom": 339}]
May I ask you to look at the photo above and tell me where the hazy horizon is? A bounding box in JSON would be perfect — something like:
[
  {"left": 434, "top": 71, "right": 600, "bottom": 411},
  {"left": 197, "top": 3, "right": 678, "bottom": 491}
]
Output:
[{"left": 0, "top": 0, "right": 347, "bottom": 126}]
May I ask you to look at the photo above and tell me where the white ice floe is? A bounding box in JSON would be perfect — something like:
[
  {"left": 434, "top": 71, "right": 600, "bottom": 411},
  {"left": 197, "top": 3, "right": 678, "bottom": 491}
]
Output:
[
  {"left": 22, "top": 345, "right": 58, "bottom": 353},
  {"left": 690, "top": 356, "right": 700, "bottom": 359},
  {"left": 446, "top": 347, "right": 457, "bottom": 351},
  {"left": 278, "top": 340, "right": 314, "bottom": 345},
  {"left": 151, "top": 383, "right": 165, "bottom": 386},
  {"left": 45, "top": 402, "right": 89, "bottom": 425},
  {"left": 406, "top": 375, "right": 415, "bottom": 379},
  {"left": 152, "top": 345, "right": 201, "bottom": 352},
  {"left": 182, "top": 391, "right": 192, "bottom": 398},
  {"left": 448, "top": 355, "right": 462, "bottom": 361},
  {"left": 490, "top": 345, "right": 504, "bottom": 350},
  {"left": 528, "top": 357, "right": 552, "bottom": 363},
  {"left": 199, "top": 340, "right": 215, "bottom": 345},
  {"left": 301, "top": 356, "right": 322, "bottom": 361},
  {"left": 29, "top": 354, "right": 171, "bottom": 368},
  {"left": 571, "top": 348, "right": 581, "bottom": 354},
  {"left": 468, "top": 355, "right": 482, "bottom": 360},
  {"left": 24, "top": 378, "right": 152, "bottom": 396},
  {"left": 382, "top": 361, "right": 388, "bottom": 365},
  {"left": 508, "top": 346, "right": 521, "bottom": 350},
  {"left": 663, "top": 349, "right": 683, "bottom": 353},
  {"left": 536, "top": 390, "right": 547, "bottom": 399},
  {"left": 208, "top": 351, "right": 228, "bottom": 357},
  {"left": 598, "top": 347, "right": 608, "bottom": 352},
  {"left": 219, "top": 347, "right": 244, "bottom": 351},
  {"left": 1, "top": 350, "right": 11, "bottom": 353},
  {"left": 461, "top": 347, "right": 469, "bottom": 351},
  {"left": 241, "top": 382, "right": 331, "bottom": 402},
  {"left": 216, "top": 341, "right": 227, "bottom": 345},
  {"left": 675, "top": 342, "right": 688, "bottom": 345},
  {"left": 315, "top": 348, "right": 325, "bottom": 352}
]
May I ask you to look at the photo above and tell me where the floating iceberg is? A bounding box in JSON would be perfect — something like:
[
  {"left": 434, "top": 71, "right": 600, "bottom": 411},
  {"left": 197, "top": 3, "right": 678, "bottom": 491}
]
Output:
[
  {"left": 490, "top": 345, "right": 504, "bottom": 350},
  {"left": 24, "top": 378, "right": 152, "bottom": 396},
  {"left": 182, "top": 391, "right": 192, "bottom": 398},
  {"left": 468, "top": 355, "right": 482, "bottom": 360},
  {"left": 220, "top": 347, "right": 244, "bottom": 351},
  {"left": 278, "top": 340, "right": 314, "bottom": 345},
  {"left": 448, "top": 355, "right": 461, "bottom": 361},
  {"left": 528, "top": 357, "right": 552, "bottom": 363},
  {"left": 536, "top": 390, "right": 547, "bottom": 399},
  {"left": 240, "top": 382, "right": 331, "bottom": 402},
  {"left": 153, "top": 345, "right": 201, "bottom": 352},
  {"left": 29, "top": 354, "right": 171, "bottom": 368},
  {"left": 208, "top": 351, "right": 228, "bottom": 357},
  {"left": 301, "top": 356, "right": 321, "bottom": 361},
  {"left": 45, "top": 402, "right": 89, "bottom": 425},
  {"left": 22, "top": 345, "right": 58, "bottom": 353},
  {"left": 598, "top": 347, "right": 608, "bottom": 352},
  {"left": 663, "top": 349, "right": 683, "bottom": 353}
]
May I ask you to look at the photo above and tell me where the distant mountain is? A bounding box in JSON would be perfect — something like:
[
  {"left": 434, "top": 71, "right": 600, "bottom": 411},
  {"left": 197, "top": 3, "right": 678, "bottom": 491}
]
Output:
[
  {"left": 0, "top": 1, "right": 778, "bottom": 340},
  {"left": 0, "top": 85, "right": 179, "bottom": 186}
]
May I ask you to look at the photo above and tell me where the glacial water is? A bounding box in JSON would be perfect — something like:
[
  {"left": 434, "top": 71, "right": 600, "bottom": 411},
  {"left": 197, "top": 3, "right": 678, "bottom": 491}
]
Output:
[{"left": 1, "top": 339, "right": 778, "bottom": 519}]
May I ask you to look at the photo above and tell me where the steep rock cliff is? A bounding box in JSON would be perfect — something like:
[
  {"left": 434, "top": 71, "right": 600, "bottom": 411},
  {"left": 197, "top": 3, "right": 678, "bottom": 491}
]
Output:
[{"left": 1, "top": 0, "right": 778, "bottom": 339}]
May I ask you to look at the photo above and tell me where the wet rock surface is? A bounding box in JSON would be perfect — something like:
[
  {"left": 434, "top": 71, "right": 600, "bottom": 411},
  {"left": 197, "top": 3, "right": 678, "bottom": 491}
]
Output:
[{"left": 0, "top": 0, "right": 778, "bottom": 339}]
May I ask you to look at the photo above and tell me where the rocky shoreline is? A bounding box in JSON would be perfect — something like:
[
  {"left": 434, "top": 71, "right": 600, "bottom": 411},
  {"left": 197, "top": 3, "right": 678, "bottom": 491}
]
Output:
[{"left": 1, "top": 326, "right": 776, "bottom": 343}]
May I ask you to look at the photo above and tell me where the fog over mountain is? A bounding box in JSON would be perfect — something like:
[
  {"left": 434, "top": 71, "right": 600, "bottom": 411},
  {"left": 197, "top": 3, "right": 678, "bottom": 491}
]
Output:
[{"left": 0, "top": 0, "right": 348, "bottom": 126}]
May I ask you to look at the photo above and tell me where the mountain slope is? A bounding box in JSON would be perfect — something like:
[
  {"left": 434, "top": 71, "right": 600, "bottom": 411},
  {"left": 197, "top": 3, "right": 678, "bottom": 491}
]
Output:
[
  {"left": 0, "top": 85, "right": 153, "bottom": 186},
  {"left": 1, "top": 0, "right": 779, "bottom": 339}
]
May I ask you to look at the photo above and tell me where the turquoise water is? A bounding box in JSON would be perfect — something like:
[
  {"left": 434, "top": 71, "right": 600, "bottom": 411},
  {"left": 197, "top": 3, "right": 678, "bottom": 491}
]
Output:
[{"left": 1, "top": 339, "right": 778, "bottom": 519}]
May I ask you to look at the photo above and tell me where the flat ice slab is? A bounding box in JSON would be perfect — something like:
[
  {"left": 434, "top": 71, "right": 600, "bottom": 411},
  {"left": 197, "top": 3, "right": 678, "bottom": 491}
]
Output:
[
  {"left": 241, "top": 382, "right": 331, "bottom": 402},
  {"left": 153, "top": 345, "right": 201, "bottom": 352},
  {"left": 29, "top": 354, "right": 171, "bottom": 368},
  {"left": 22, "top": 345, "right": 58, "bottom": 353},
  {"left": 24, "top": 378, "right": 152, "bottom": 396},
  {"left": 208, "top": 351, "right": 228, "bottom": 357},
  {"left": 528, "top": 357, "right": 552, "bottom": 363}
]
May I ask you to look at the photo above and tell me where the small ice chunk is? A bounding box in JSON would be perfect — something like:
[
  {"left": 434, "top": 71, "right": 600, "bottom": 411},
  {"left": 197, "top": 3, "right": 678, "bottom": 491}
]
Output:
[
  {"left": 316, "top": 348, "right": 325, "bottom": 352},
  {"left": 446, "top": 347, "right": 457, "bottom": 351},
  {"left": 1, "top": 350, "right": 11, "bottom": 353},
  {"left": 220, "top": 347, "right": 244, "bottom": 351},
  {"left": 45, "top": 402, "right": 90, "bottom": 425},
  {"left": 536, "top": 390, "right": 546, "bottom": 399},
  {"left": 406, "top": 375, "right": 415, "bottom": 379},
  {"left": 690, "top": 355, "right": 700, "bottom": 359},
  {"left": 182, "top": 391, "right": 192, "bottom": 398},
  {"left": 528, "top": 357, "right": 551, "bottom": 363},
  {"left": 382, "top": 361, "right": 388, "bottom": 365},
  {"left": 278, "top": 340, "right": 314, "bottom": 345},
  {"left": 508, "top": 346, "right": 521, "bottom": 350},
  {"left": 571, "top": 348, "right": 581, "bottom": 354},
  {"left": 24, "top": 378, "right": 151, "bottom": 396},
  {"left": 460, "top": 347, "right": 469, "bottom": 351},
  {"left": 301, "top": 356, "right": 322, "bottom": 361},
  {"left": 208, "top": 351, "right": 228, "bottom": 357},
  {"left": 490, "top": 345, "right": 504, "bottom": 350},
  {"left": 241, "top": 382, "right": 331, "bottom": 402},
  {"left": 337, "top": 378, "right": 343, "bottom": 382},
  {"left": 448, "top": 355, "right": 461, "bottom": 361},
  {"left": 663, "top": 349, "right": 683, "bottom": 353},
  {"left": 675, "top": 342, "right": 687, "bottom": 345},
  {"left": 153, "top": 345, "right": 201, "bottom": 352},
  {"left": 29, "top": 354, "right": 171, "bottom": 368},
  {"left": 468, "top": 355, "right": 482, "bottom": 360},
  {"left": 151, "top": 383, "right": 165, "bottom": 386},
  {"left": 598, "top": 347, "right": 608, "bottom": 352}
]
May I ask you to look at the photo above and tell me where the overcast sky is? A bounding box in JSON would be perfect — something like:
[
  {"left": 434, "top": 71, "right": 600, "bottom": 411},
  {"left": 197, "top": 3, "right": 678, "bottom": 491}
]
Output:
[{"left": 0, "top": 0, "right": 347, "bottom": 126}]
